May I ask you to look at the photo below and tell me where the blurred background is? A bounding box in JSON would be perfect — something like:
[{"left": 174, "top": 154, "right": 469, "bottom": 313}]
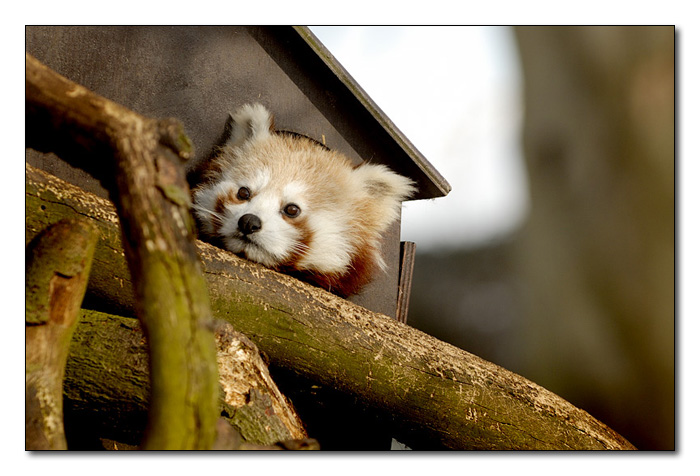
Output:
[{"left": 311, "top": 26, "right": 674, "bottom": 450}]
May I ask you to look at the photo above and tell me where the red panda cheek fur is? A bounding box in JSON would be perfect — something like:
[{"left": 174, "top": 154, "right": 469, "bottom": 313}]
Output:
[
  {"left": 276, "top": 215, "right": 313, "bottom": 269},
  {"left": 280, "top": 244, "right": 379, "bottom": 298},
  {"left": 273, "top": 208, "right": 380, "bottom": 297}
]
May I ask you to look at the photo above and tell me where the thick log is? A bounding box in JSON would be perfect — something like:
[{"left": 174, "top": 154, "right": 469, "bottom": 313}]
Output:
[
  {"left": 26, "top": 53, "right": 219, "bottom": 450},
  {"left": 64, "top": 309, "right": 308, "bottom": 449},
  {"left": 26, "top": 164, "right": 636, "bottom": 450},
  {"left": 26, "top": 218, "right": 99, "bottom": 450}
]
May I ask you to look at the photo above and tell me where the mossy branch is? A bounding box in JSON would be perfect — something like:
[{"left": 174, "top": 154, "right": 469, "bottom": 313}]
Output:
[
  {"left": 26, "top": 53, "right": 218, "bottom": 450},
  {"left": 26, "top": 218, "right": 99, "bottom": 450},
  {"left": 26, "top": 163, "right": 635, "bottom": 450},
  {"left": 64, "top": 309, "right": 309, "bottom": 448}
]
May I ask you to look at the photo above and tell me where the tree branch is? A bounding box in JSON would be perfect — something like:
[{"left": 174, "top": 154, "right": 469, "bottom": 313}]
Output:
[
  {"left": 64, "top": 308, "right": 309, "bottom": 448},
  {"left": 26, "top": 218, "right": 99, "bottom": 450},
  {"left": 26, "top": 53, "right": 219, "bottom": 450},
  {"left": 26, "top": 163, "right": 635, "bottom": 450}
]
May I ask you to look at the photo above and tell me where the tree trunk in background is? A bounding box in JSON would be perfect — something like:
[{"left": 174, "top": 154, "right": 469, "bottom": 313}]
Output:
[{"left": 513, "top": 26, "right": 674, "bottom": 450}]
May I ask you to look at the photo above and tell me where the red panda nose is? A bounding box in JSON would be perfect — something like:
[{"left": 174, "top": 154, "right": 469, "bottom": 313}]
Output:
[{"left": 238, "top": 214, "right": 262, "bottom": 235}]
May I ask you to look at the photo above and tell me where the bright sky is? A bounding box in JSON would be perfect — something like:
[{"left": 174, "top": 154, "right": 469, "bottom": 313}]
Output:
[{"left": 310, "top": 26, "right": 529, "bottom": 251}]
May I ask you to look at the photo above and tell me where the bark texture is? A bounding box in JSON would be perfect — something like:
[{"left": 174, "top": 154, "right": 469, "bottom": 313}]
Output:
[
  {"left": 63, "top": 309, "right": 308, "bottom": 448},
  {"left": 26, "top": 53, "right": 219, "bottom": 450},
  {"left": 26, "top": 163, "right": 635, "bottom": 450},
  {"left": 26, "top": 218, "right": 98, "bottom": 450}
]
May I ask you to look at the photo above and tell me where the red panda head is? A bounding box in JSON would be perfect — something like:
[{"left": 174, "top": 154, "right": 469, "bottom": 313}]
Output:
[{"left": 192, "top": 104, "right": 415, "bottom": 296}]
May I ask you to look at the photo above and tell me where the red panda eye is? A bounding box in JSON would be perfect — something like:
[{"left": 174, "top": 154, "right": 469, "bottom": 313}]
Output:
[
  {"left": 237, "top": 187, "right": 251, "bottom": 201},
  {"left": 283, "top": 204, "right": 301, "bottom": 218}
]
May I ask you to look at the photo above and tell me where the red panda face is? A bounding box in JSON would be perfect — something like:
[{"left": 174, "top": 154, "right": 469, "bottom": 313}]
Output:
[
  {"left": 196, "top": 167, "right": 312, "bottom": 269},
  {"left": 191, "top": 104, "right": 416, "bottom": 296}
]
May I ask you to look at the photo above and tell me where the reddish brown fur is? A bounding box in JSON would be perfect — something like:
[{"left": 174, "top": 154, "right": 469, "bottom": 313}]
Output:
[{"left": 278, "top": 243, "right": 378, "bottom": 298}]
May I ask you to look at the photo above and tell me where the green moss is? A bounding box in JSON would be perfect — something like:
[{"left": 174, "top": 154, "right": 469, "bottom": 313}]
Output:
[
  {"left": 225, "top": 388, "right": 294, "bottom": 446},
  {"left": 26, "top": 219, "right": 98, "bottom": 325},
  {"left": 135, "top": 253, "right": 219, "bottom": 450},
  {"left": 157, "top": 183, "right": 191, "bottom": 208}
]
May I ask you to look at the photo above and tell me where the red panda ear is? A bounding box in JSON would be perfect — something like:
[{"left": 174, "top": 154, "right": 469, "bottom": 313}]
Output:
[
  {"left": 355, "top": 163, "right": 416, "bottom": 202},
  {"left": 226, "top": 103, "right": 274, "bottom": 147}
]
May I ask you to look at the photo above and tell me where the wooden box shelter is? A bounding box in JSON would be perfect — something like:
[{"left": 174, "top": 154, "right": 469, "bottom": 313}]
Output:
[{"left": 25, "top": 26, "right": 450, "bottom": 320}]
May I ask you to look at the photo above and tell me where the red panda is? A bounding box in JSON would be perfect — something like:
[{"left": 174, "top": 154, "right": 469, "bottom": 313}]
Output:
[{"left": 190, "top": 104, "right": 415, "bottom": 297}]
